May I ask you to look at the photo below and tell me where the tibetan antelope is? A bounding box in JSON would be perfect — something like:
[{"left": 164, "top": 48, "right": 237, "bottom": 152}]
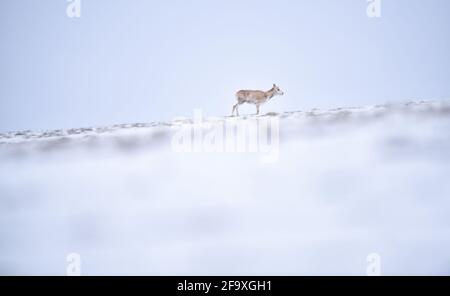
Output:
[{"left": 232, "top": 84, "right": 284, "bottom": 116}]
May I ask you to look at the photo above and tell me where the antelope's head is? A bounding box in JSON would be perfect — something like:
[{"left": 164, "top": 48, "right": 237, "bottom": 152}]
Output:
[{"left": 272, "top": 84, "right": 284, "bottom": 96}]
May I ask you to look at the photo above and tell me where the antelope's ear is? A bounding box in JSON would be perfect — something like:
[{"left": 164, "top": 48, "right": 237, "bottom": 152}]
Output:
[{"left": 273, "top": 83, "right": 276, "bottom": 87}]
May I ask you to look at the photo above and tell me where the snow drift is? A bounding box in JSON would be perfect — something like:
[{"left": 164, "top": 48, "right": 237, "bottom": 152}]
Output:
[{"left": 1, "top": 100, "right": 450, "bottom": 275}]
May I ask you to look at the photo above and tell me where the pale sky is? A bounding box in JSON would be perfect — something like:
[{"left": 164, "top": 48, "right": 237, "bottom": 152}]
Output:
[{"left": 1, "top": 0, "right": 449, "bottom": 132}]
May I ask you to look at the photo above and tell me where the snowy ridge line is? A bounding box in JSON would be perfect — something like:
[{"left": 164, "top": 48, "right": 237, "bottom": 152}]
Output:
[
  {"left": 1, "top": 100, "right": 449, "bottom": 143},
  {"left": 0, "top": 100, "right": 449, "bottom": 153},
  {"left": 0, "top": 121, "right": 172, "bottom": 143}
]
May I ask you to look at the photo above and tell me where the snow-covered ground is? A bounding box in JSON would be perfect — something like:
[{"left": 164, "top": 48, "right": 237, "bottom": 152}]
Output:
[{"left": 1, "top": 100, "right": 450, "bottom": 275}]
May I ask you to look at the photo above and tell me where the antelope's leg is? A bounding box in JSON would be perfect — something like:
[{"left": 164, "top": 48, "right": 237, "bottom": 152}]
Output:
[
  {"left": 235, "top": 101, "right": 245, "bottom": 116},
  {"left": 232, "top": 103, "right": 239, "bottom": 116},
  {"left": 256, "top": 105, "right": 260, "bottom": 115}
]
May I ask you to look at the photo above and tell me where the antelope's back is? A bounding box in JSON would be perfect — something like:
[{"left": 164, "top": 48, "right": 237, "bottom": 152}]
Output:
[{"left": 236, "top": 90, "right": 266, "bottom": 103}]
